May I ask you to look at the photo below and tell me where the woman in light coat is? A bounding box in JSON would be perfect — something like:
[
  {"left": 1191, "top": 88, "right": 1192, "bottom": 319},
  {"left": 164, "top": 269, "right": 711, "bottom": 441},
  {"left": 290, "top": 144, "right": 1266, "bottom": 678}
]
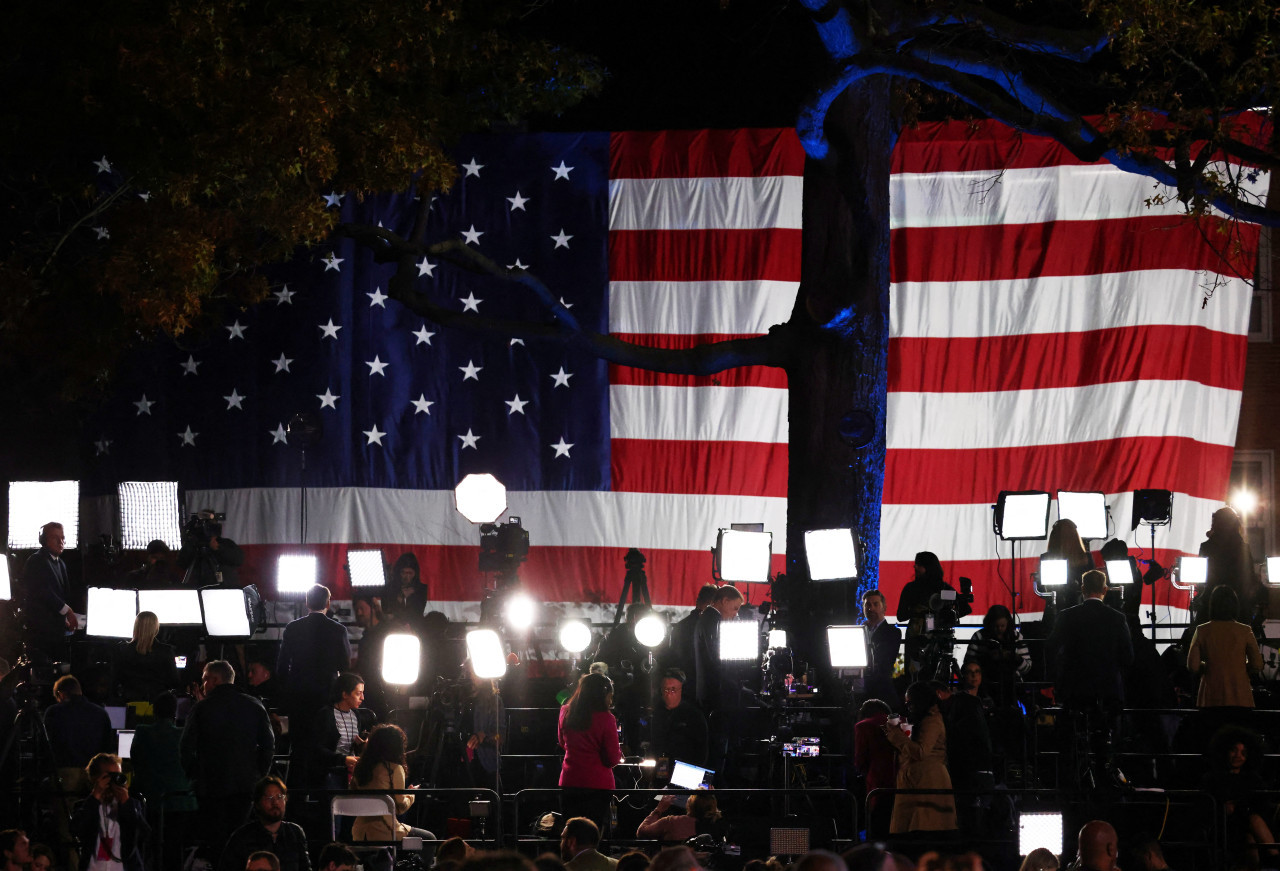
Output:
[{"left": 883, "top": 681, "right": 957, "bottom": 834}]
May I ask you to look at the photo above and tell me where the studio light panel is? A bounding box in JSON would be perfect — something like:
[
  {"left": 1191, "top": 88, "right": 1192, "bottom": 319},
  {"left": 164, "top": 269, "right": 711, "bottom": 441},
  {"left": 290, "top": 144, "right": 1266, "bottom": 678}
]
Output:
[
  {"left": 346, "top": 549, "right": 387, "bottom": 588},
  {"left": 804, "top": 528, "right": 858, "bottom": 580},
  {"left": 995, "top": 491, "right": 1050, "bottom": 541},
  {"left": 138, "top": 589, "right": 204, "bottom": 625},
  {"left": 467, "top": 629, "right": 508, "bottom": 678},
  {"left": 382, "top": 634, "right": 421, "bottom": 685},
  {"left": 717, "top": 529, "right": 772, "bottom": 584},
  {"left": 1180, "top": 556, "right": 1208, "bottom": 586},
  {"left": 827, "top": 625, "right": 869, "bottom": 668},
  {"left": 87, "top": 587, "right": 138, "bottom": 638},
  {"left": 719, "top": 620, "right": 759, "bottom": 661},
  {"left": 1268, "top": 557, "right": 1280, "bottom": 585},
  {"left": 1105, "top": 559, "right": 1133, "bottom": 585},
  {"left": 1018, "top": 812, "right": 1064, "bottom": 856},
  {"left": 9, "top": 481, "right": 80, "bottom": 549},
  {"left": 200, "top": 588, "right": 252, "bottom": 637},
  {"left": 1057, "top": 490, "right": 1108, "bottom": 541},
  {"left": 118, "top": 482, "right": 182, "bottom": 550},
  {"left": 276, "top": 554, "right": 318, "bottom": 594},
  {"left": 0, "top": 557, "right": 10, "bottom": 601},
  {"left": 1039, "top": 558, "right": 1068, "bottom": 587}
]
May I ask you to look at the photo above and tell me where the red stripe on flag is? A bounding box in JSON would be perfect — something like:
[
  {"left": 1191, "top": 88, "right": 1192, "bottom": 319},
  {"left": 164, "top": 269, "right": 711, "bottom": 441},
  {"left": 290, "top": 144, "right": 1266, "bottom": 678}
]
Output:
[
  {"left": 610, "top": 438, "right": 788, "bottom": 497},
  {"left": 889, "top": 327, "right": 1247, "bottom": 393},
  {"left": 610, "top": 129, "right": 805, "bottom": 179},
  {"left": 876, "top": 552, "right": 1192, "bottom": 617},
  {"left": 609, "top": 333, "right": 789, "bottom": 388},
  {"left": 237, "top": 543, "right": 782, "bottom": 604},
  {"left": 883, "top": 438, "right": 1236, "bottom": 505},
  {"left": 610, "top": 229, "right": 803, "bottom": 282},
  {"left": 891, "top": 217, "right": 1257, "bottom": 283}
]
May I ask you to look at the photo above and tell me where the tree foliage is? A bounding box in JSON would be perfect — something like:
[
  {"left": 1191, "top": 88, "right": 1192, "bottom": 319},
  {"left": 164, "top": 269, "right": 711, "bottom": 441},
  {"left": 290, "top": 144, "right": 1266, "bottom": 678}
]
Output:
[{"left": 0, "top": 0, "right": 601, "bottom": 405}]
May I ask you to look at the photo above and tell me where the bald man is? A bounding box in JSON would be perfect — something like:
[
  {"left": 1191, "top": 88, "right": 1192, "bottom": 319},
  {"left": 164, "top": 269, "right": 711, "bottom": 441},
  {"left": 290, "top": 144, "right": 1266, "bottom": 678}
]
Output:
[{"left": 1076, "top": 820, "right": 1120, "bottom": 871}]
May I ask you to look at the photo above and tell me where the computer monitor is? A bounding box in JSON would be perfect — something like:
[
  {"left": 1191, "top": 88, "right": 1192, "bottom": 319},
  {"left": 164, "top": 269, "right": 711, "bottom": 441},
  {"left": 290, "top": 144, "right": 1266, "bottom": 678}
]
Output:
[{"left": 105, "top": 706, "right": 128, "bottom": 730}]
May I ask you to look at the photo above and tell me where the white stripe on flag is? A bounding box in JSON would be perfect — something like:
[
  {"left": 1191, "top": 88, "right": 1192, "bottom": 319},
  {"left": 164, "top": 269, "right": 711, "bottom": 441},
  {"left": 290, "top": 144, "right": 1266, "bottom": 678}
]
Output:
[
  {"left": 890, "top": 270, "right": 1254, "bottom": 339},
  {"left": 609, "top": 176, "right": 804, "bottom": 231},
  {"left": 608, "top": 280, "right": 799, "bottom": 335},
  {"left": 888, "top": 380, "right": 1242, "bottom": 450},
  {"left": 609, "top": 384, "right": 788, "bottom": 442}
]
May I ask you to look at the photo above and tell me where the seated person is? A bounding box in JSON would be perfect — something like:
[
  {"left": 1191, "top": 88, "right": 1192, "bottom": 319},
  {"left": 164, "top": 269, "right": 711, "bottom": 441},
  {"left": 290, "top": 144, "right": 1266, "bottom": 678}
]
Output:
[
  {"left": 650, "top": 669, "right": 708, "bottom": 768},
  {"left": 220, "top": 777, "right": 310, "bottom": 871},
  {"left": 72, "top": 753, "right": 150, "bottom": 871},
  {"left": 114, "top": 611, "right": 180, "bottom": 702},
  {"left": 636, "top": 793, "right": 722, "bottom": 843},
  {"left": 351, "top": 724, "right": 433, "bottom": 843},
  {"left": 963, "top": 605, "right": 1030, "bottom": 709}
]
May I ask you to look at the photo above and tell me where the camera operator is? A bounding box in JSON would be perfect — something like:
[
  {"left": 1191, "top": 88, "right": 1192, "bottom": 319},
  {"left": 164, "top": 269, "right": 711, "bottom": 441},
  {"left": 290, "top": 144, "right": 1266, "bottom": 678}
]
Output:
[
  {"left": 897, "top": 553, "right": 970, "bottom": 678},
  {"left": 178, "top": 509, "right": 244, "bottom": 588},
  {"left": 72, "top": 752, "right": 149, "bottom": 871}
]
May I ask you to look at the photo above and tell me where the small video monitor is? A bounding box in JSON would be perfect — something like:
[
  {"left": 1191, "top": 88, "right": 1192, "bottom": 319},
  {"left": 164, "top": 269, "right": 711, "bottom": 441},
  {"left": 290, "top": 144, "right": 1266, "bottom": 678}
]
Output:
[
  {"left": 666, "top": 760, "right": 715, "bottom": 807},
  {"left": 783, "top": 737, "right": 821, "bottom": 758},
  {"left": 174, "top": 655, "right": 188, "bottom": 669},
  {"left": 117, "top": 729, "right": 135, "bottom": 759}
]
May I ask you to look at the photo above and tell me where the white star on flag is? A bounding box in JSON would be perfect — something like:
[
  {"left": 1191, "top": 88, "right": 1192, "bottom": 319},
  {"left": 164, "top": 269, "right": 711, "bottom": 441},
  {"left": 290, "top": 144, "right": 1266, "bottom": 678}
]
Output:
[
  {"left": 411, "top": 394, "right": 434, "bottom": 414},
  {"left": 226, "top": 320, "right": 247, "bottom": 340},
  {"left": 413, "top": 326, "right": 435, "bottom": 346},
  {"left": 508, "top": 259, "right": 529, "bottom": 271},
  {"left": 551, "top": 437, "right": 574, "bottom": 458},
  {"left": 559, "top": 297, "right": 574, "bottom": 309},
  {"left": 462, "top": 158, "right": 484, "bottom": 177},
  {"left": 94, "top": 439, "right": 112, "bottom": 456},
  {"left": 551, "top": 229, "right": 573, "bottom": 249},
  {"left": 224, "top": 389, "right": 246, "bottom": 410},
  {"left": 270, "top": 424, "right": 289, "bottom": 445},
  {"left": 551, "top": 160, "right": 574, "bottom": 180},
  {"left": 322, "top": 252, "right": 344, "bottom": 271},
  {"left": 505, "top": 395, "right": 528, "bottom": 415},
  {"left": 366, "top": 356, "right": 389, "bottom": 376},
  {"left": 510, "top": 338, "right": 525, "bottom": 346},
  {"left": 181, "top": 355, "right": 200, "bottom": 376},
  {"left": 459, "top": 360, "right": 482, "bottom": 381},
  {"left": 417, "top": 258, "right": 435, "bottom": 277},
  {"left": 317, "top": 388, "right": 340, "bottom": 409},
  {"left": 272, "top": 353, "right": 293, "bottom": 373},
  {"left": 460, "top": 293, "right": 482, "bottom": 313},
  {"left": 458, "top": 429, "right": 481, "bottom": 450},
  {"left": 364, "top": 425, "right": 386, "bottom": 446},
  {"left": 550, "top": 367, "right": 574, "bottom": 388},
  {"left": 507, "top": 191, "right": 529, "bottom": 211},
  {"left": 461, "top": 225, "right": 484, "bottom": 245},
  {"left": 323, "top": 192, "right": 344, "bottom": 208},
  {"left": 94, "top": 156, "right": 112, "bottom": 173},
  {"left": 273, "top": 285, "right": 295, "bottom": 305},
  {"left": 138, "top": 192, "right": 151, "bottom": 202},
  {"left": 134, "top": 395, "right": 155, "bottom": 416},
  {"left": 93, "top": 227, "right": 109, "bottom": 240},
  {"left": 367, "top": 287, "right": 388, "bottom": 307},
  {"left": 319, "top": 319, "right": 342, "bottom": 340},
  {"left": 178, "top": 426, "right": 198, "bottom": 447}
]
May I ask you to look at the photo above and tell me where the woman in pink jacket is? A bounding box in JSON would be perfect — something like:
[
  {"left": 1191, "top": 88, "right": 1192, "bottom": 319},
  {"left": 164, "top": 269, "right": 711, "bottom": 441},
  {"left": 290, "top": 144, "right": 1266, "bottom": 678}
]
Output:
[{"left": 559, "top": 672, "right": 623, "bottom": 835}]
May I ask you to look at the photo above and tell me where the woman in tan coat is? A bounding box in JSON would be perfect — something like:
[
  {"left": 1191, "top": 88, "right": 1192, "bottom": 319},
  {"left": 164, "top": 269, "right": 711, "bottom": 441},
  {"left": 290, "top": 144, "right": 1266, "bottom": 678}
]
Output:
[
  {"left": 351, "top": 724, "right": 433, "bottom": 842},
  {"left": 883, "top": 682, "right": 957, "bottom": 834},
  {"left": 1188, "top": 586, "right": 1262, "bottom": 709}
]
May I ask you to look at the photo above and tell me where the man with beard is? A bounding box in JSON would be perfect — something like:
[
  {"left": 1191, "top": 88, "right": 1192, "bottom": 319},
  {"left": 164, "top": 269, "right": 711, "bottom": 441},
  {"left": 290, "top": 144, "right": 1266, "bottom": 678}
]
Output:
[
  {"left": 561, "top": 817, "right": 616, "bottom": 871},
  {"left": 219, "top": 777, "right": 311, "bottom": 871}
]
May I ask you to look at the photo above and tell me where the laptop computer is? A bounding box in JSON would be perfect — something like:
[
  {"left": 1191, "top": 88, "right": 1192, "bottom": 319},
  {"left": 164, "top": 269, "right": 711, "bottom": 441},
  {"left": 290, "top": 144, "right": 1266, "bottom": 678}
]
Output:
[{"left": 665, "top": 759, "right": 714, "bottom": 807}]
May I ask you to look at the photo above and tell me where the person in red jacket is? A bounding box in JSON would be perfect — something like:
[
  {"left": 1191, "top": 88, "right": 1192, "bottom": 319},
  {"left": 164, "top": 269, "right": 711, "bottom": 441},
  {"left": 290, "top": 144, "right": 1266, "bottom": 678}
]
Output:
[
  {"left": 558, "top": 672, "right": 623, "bottom": 837},
  {"left": 853, "top": 698, "right": 897, "bottom": 839}
]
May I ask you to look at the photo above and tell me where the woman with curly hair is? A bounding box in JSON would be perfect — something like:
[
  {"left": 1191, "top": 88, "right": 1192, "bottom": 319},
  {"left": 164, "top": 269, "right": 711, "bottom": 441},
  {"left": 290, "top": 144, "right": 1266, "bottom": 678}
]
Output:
[{"left": 351, "top": 723, "right": 432, "bottom": 843}]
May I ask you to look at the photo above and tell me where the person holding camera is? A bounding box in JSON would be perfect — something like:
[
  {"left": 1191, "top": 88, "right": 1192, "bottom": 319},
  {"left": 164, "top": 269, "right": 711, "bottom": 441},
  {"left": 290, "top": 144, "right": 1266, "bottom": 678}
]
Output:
[
  {"left": 178, "top": 509, "right": 245, "bottom": 588},
  {"left": 72, "top": 752, "right": 150, "bottom": 871}
]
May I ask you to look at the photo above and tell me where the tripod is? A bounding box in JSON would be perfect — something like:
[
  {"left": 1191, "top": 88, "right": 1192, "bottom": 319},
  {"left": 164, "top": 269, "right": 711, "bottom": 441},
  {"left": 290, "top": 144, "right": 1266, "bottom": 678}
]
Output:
[{"left": 610, "top": 548, "right": 652, "bottom": 630}]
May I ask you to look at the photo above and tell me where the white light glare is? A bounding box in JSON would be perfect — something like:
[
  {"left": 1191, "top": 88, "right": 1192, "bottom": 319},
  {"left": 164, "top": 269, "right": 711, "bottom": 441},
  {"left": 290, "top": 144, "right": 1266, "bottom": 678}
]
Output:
[
  {"left": 347, "top": 549, "right": 387, "bottom": 588},
  {"left": 1180, "top": 556, "right": 1208, "bottom": 585},
  {"left": 138, "top": 589, "right": 203, "bottom": 624},
  {"left": 1105, "top": 559, "right": 1133, "bottom": 585},
  {"left": 718, "top": 530, "right": 772, "bottom": 584},
  {"left": 467, "top": 629, "right": 508, "bottom": 678},
  {"left": 9, "top": 481, "right": 80, "bottom": 549},
  {"left": 1230, "top": 488, "right": 1258, "bottom": 518},
  {"left": 87, "top": 587, "right": 138, "bottom": 638},
  {"left": 827, "top": 625, "right": 869, "bottom": 668},
  {"left": 804, "top": 528, "right": 858, "bottom": 580},
  {"left": 504, "top": 593, "right": 537, "bottom": 630},
  {"left": 454, "top": 473, "right": 508, "bottom": 524},
  {"left": 634, "top": 615, "right": 666, "bottom": 648},
  {"left": 118, "top": 482, "right": 182, "bottom": 550},
  {"left": 719, "top": 621, "right": 759, "bottom": 662},
  {"left": 382, "top": 634, "right": 421, "bottom": 685},
  {"left": 559, "top": 620, "right": 593, "bottom": 654},
  {"left": 200, "top": 588, "right": 252, "bottom": 636},
  {"left": 768, "top": 629, "right": 788, "bottom": 649},
  {"left": 1018, "top": 812, "right": 1064, "bottom": 856},
  {"left": 276, "top": 554, "right": 318, "bottom": 594},
  {"left": 0, "top": 558, "right": 10, "bottom": 601},
  {"left": 1057, "top": 491, "right": 1108, "bottom": 541},
  {"left": 998, "top": 492, "right": 1050, "bottom": 540},
  {"left": 1268, "top": 557, "right": 1280, "bottom": 586},
  {"left": 1039, "top": 558, "right": 1068, "bottom": 587}
]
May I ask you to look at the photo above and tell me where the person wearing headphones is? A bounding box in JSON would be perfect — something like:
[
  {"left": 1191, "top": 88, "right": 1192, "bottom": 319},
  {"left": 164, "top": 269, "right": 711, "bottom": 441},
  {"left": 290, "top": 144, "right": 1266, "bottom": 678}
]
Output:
[{"left": 19, "top": 522, "right": 78, "bottom": 650}]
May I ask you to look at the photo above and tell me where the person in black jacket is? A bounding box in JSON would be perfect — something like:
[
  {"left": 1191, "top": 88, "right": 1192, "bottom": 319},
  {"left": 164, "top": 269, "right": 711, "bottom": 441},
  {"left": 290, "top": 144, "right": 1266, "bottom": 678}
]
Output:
[
  {"left": 277, "top": 584, "right": 351, "bottom": 785},
  {"left": 180, "top": 660, "right": 274, "bottom": 857},
  {"left": 19, "top": 522, "right": 78, "bottom": 651},
  {"left": 114, "top": 611, "right": 180, "bottom": 702},
  {"left": 72, "top": 752, "right": 150, "bottom": 871},
  {"left": 665, "top": 584, "right": 718, "bottom": 693},
  {"left": 219, "top": 776, "right": 312, "bottom": 871},
  {"left": 650, "top": 669, "right": 708, "bottom": 768},
  {"left": 177, "top": 509, "right": 245, "bottom": 588},
  {"left": 693, "top": 585, "right": 745, "bottom": 781},
  {"left": 311, "top": 672, "right": 376, "bottom": 789}
]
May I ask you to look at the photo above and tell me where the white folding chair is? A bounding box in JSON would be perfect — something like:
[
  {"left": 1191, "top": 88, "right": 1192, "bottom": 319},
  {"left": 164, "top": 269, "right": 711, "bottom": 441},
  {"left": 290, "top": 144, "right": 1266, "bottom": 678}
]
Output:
[{"left": 331, "top": 794, "right": 398, "bottom": 870}]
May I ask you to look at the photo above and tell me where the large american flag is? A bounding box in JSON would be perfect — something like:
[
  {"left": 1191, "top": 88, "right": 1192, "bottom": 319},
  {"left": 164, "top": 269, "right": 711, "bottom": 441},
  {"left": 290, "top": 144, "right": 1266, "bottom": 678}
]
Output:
[{"left": 84, "top": 123, "right": 1263, "bottom": 627}]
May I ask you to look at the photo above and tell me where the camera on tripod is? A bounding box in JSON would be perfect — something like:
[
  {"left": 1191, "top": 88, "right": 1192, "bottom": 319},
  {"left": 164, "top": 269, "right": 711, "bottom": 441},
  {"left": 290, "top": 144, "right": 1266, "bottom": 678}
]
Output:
[
  {"left": 917, "top": 578, "right": 975, "bottom": 683},
  {"left": 183, "top": 512, "right": 226, "bottom": 545}
]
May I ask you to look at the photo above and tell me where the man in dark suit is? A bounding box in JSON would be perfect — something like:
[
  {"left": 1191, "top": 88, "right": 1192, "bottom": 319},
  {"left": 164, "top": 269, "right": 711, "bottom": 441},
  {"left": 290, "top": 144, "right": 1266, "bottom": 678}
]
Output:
[
  {"left": 180, "top": 660, "right": 275, "bottom": 858},
  {"left": 665, "top": 584, "right": 718, "bottom": 691},
  {"left": 277, "top": 584, "right": 351, "bottom": 784},
  {"left": 20, "top": 522, "right": 77, "bottom": 650},
  {"left": 693, "top": 584, "right": 745, "bottom": 782},
  {"left": 860, "top": 589, "right": 901, "bottom": 706},
  {"left": 1046, "top": 569, "right": 1133, "bottom": 784}
]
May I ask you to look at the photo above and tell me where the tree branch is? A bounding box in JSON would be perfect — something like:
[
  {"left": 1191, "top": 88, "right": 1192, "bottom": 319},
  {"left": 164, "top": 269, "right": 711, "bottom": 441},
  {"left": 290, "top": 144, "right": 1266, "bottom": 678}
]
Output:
[{"left": 914, "top": 2, "right": 1111, "bottom": 61}]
